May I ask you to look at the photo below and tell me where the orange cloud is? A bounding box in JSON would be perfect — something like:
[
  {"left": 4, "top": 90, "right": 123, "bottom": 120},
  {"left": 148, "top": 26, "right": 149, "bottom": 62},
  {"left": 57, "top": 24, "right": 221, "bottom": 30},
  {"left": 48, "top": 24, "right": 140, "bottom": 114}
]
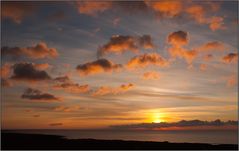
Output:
[
  {"left": 92, "top": 83, "right": 134, "bottom": 96},
  {"left": 1, "top": 63, "right": 12, "bottom": 78},
  {"left": 186, "top": 5, "right": 207, "bottom": 24},
  {"left": 199, "top": 41, "right": 226, "bottom": 52},
  {"left": 1, "top": 2, "right": 35, "bottom": 23},
  {"left": 53, "top": 75, "right": 89, "bottom": 93},
  {"left": 167, "top": 30, "right": 198, "bottom": 65},
  {"left": 167, "top": 31, "right": 189, "bottom": 46},
  {"left": 2, "top": 42, "right": 58, "bottom": 59},
  {"left": 53, "top": 105, "right": 81, "bottom": 112},
  {"left": 185, "top": 4, "right": 225, "bottom": 31},
  {"left": 127, "top": 53, "right": 169, "bottom": 69},
  {"left": 34, "top": 63, "right": 51, "bottom": 70},
  {"left": 200, "top": 64, "right": 207, "bottom": 71},
  {"left": 227, "top": 74, "right": 237, "bottom": 87},
  {"left": 142, "top": 71, "right": 160, "bottom": 80},
  {"left": 145, "top": 1, "right": 182, "bottom": 17},
  {"left": 209, "top": 16, "right": 226, "bottom": 31},
  {"left": 168, "top": 47, "right": 197, "bottom": 64},
  {"left": 1, "top": 78, "right": 12, "bottom": 87},
  {"left": 76, "top": 1, "right": 112, "bottom": 16},
  {"left": 53, "top": 83, "right": 90, "bottom": 94},
  {"left": 76, "top": 59, "right": 122, "bottom": 76},
  {"left": 97, "top": 35, "right": 155, "bottom": 57},
  {"left": 222, "top": 53, "right": 238, "bottom": 64}
]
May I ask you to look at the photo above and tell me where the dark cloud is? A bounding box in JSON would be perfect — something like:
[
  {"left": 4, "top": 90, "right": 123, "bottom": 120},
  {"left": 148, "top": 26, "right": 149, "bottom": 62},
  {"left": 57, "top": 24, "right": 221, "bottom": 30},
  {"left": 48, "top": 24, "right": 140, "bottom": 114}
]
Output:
[
  {"left": 1, "top": 42, "right": 58, "bottom": 59},
  {"left": 97, "top": 35, "right": 155, "bottom": 57},
  {"left": 53, "top": 75, "right": 90, "bottom": 93},
  {"left": 76, "top": 59, "right": 122, "bottom": 76},
  {"left": 110, "top": 119, "right": 238, "bottom": 130},
  {"left": 21, "top": 88, "right": 61, "bottom": 102},
  {"left": 11, "top": 63, "right": 51, "bottom": 82},
  {"left": 53, "top": 76, "right": 70, "bottom": 83},
  {"left": 168, "top": 31, "right": 189, "bottom": 46},
  {"left": 222, "top": 53, "right": 238, "bottom": 64}
]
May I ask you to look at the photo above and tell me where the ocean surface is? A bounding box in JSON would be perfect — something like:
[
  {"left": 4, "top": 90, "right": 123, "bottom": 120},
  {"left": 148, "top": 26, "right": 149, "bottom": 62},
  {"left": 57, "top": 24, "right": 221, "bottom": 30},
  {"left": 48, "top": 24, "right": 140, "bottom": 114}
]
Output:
[{"left": 5, "top": 129, "right": 238, "bottom": 144}]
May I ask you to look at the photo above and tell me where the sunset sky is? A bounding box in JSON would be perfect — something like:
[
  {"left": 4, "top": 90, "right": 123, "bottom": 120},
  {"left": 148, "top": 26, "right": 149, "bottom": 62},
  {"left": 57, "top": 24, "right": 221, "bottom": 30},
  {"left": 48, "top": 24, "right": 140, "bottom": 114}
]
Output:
[{"left": 1, "top": 1, "right": 238, "bottom": 129}]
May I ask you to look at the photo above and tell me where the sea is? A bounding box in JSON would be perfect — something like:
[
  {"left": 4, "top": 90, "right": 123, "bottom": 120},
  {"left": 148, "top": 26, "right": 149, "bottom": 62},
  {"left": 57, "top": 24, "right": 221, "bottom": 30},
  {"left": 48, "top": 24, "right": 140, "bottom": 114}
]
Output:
[{"left": 4, "top": 129, "right": 238, "bottom": 145}]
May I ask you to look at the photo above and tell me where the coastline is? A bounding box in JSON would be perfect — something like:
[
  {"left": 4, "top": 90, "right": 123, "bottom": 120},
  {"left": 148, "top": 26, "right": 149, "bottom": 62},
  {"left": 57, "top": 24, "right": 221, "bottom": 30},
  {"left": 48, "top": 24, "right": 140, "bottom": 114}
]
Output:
[{"left": 1, "top": 132, "right": 238, "bottom": 150}]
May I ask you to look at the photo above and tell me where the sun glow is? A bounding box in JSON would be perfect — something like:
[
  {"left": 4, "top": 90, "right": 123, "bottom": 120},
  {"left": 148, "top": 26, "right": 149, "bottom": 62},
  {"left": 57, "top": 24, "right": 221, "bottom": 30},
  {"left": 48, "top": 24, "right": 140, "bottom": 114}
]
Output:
[{"left": 152, "top": 112, "right": 164, "bottom": 123}]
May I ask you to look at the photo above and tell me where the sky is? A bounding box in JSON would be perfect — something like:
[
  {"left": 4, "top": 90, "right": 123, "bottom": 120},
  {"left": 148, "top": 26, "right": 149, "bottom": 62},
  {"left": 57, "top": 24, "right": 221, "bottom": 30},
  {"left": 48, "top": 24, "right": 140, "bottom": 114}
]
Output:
[{"left": 1, "top": 1, "right": 238, "bottom": 129}]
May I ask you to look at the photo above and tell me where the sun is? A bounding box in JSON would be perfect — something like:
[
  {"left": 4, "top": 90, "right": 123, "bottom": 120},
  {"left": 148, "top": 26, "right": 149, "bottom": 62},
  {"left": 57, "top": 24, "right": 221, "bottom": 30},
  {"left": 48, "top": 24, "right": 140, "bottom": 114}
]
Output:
[{"left": 152, "top": 112, "right": 164, "bottom": 123}]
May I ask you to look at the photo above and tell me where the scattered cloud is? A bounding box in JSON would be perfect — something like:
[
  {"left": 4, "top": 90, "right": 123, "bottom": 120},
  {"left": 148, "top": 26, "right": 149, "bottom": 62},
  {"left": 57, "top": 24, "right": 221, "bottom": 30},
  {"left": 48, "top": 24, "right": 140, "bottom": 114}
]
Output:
[
  {"left": 168, "top": 47, "right": 197, "bottom": 65},
  {"left": 127, "top": 53, "right": 169, "bottom": 69},
  {"left": 203, "top": 54, "right": 213, "bottom": 61},
  {"left": 222, "top": 53, "right": 238, "bottom": 64},
  {"left": 11, "top": 63, "right": 51, "bottom": 82},
  {"left": 168, "top": 30, "right": 189, "bottom": 46},
  {"left": 92, "top": 83, "right": 134, "bottom": 96},
  {"left": 185, "top": 4, "right": 225, "bottom": 31},
  {"left": 198, "top": 41, "right": 226, "bottom": 52},
  {"left": 142, "top": 71, "right": 160, "bottom": 80},
  {"left": 1, "top": 42, "right": 58, "bottom": 59},
  {"left": 97, "top": 35, "right": 155, "bottom": 57},
  {"left": 53, "top": 105, "right": 81, "bottom": 112},
  {"left": 1, "top": 78, "right": 12, "bottom": 87},
  {"left": 145, "top": 1, "right": 182, "bottom": 18},
  {"left": 53, "top": 75, "right": 71, "bottom": 83},
  {"left": 76, "top": 59, "right": 122, "bottom": 76},
  {"left": 200, "top": 64, "right": 207, "bottom": 71},
  {"left": 209, "top": 16, "right": 226, "bottom": 31},
  {"left": 34, "top": 63, "right": 51, "bottom": 70},
  {"left": 226, "top": 74, "right": 237, "bottom": 87},
  {"left": 167, "top": 31, "right": 197, "bottom": 65},
  {"left": 21, "top": 88, "right": 61, "bottom": 102},
  {"left": 53, "top": 83, "right": 89, "bottom": 94},
  {"left": 1, "top": 63, "right": 12, "bottom": 78},
  {"left": 53, "top": 75, "right": 89, "bottom": 93},
  {"left": 76, "top": 1, "right": 112, "bottom": 16},
  {"left": 1, "top": 1, "right": 36, "bottom": 23}
]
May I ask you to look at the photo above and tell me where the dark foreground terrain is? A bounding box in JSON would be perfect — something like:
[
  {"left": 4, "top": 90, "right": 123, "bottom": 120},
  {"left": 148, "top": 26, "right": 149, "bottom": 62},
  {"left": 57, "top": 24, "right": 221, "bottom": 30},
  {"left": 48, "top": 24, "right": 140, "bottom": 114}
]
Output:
[{"left": 1, "top": 132, "right": 238, "bottom": 150}]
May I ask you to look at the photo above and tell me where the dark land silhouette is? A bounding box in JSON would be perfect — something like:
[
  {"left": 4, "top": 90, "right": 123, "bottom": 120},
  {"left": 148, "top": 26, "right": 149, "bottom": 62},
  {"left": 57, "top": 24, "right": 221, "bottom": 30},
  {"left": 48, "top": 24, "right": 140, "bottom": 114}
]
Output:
[{"left": 1, "top": 132, "right": 238, "bottom": 150}]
